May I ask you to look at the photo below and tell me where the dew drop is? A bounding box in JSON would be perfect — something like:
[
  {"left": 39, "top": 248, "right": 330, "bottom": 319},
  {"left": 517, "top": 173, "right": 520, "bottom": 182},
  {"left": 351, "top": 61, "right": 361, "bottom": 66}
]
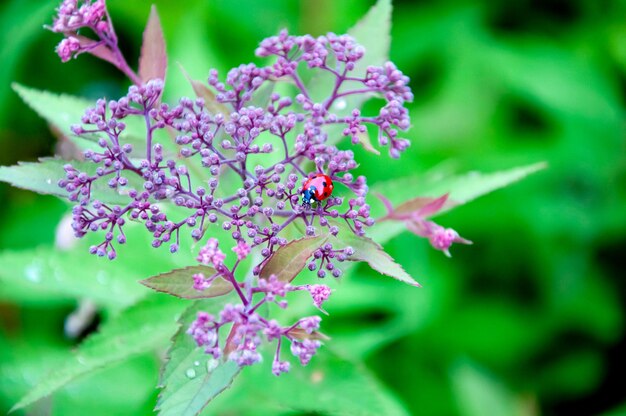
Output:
[
  {"left": 194, "top": 361, "right": 200, "bottom": 367},
  {"left": 334, "top": 99, "right": 347, "bottom": 110},
  {"left": 96, "top": 271, "right": 108, "bottom": 284},
  {"left": 185, "top": 368, "right": 197, "bottom": 379},
  {"left": 25, "top": 262, "right": 42, "bottom": 283},
  {"left": 207, "top": 359, "right": 218, "bottom": 372}
]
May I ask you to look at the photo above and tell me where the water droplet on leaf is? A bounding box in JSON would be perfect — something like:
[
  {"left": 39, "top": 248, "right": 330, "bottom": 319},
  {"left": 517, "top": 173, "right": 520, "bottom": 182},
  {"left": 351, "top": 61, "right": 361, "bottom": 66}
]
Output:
[
  {"left": 334, "top": 99, "right": 347, "bottom": 110},
  {"left": 185, "top": 368, "right": 197, "bottom": 379},
  {"left": 207, "top": 359, "right": 218, "bottom": 372}
]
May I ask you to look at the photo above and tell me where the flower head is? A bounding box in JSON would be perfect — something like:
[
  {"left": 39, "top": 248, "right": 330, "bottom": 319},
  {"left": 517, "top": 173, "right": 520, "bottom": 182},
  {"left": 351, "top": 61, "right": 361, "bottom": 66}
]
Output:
[
  {"left": 232, "top": 240, "right": 251, "bottom": 261},
  {"left": 197, "top": 238, "right": 226, "bottom": 267},
  {"left": 56, "top": 37, "right": 81, "bottom": 62},
  {"left": 308, "top": 284, "right": 332, "bottom": 309},
  {"left": 55, "top": 19, "right": 417, "bottom": 376}
]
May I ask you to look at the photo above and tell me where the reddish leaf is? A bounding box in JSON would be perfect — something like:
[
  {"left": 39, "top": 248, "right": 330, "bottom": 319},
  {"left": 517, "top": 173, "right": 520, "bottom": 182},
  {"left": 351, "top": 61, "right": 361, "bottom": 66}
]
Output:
[
  {"left": 178, "top": 64, "right": 231, "bottom": 118},
  {"left": 288, "top": 328, "right": 330, "bottom": 341},
  {"left": 394, "top": 194, "right": 456, "bottom": 218},
  {"left": 75, "top": 35, "right": 118, "bottom": 67},
  {"left": 140, "top": 265, "right": 233, "bottom": 299},
  {"left": 223, "top": 323, "right": 241, "bottom": 356},
  {"left": 138, "top": 5, "right": 167, "bottom": 83},
  {"left": 259, "top": 234, "right": 331, "bottom": 282}
]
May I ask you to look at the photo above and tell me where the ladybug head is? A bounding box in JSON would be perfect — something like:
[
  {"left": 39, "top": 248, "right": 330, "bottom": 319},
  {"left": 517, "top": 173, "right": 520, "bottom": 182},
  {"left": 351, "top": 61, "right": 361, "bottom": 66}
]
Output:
[{"left": 301, "top": 186, "right": 317, "bottom": 206}]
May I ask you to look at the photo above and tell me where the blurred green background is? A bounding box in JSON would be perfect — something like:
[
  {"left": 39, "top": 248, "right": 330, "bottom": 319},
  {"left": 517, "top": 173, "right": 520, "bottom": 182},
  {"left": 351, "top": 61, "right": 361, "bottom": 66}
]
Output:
[{"left": 1, "top": 0, "right": 625, "bottom": 415}]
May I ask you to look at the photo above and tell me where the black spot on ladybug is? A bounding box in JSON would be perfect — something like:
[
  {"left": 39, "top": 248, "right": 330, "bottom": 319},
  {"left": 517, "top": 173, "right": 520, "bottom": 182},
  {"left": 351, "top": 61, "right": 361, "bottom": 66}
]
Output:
[{"left": 322, "top": 182, "right": 327, "bottom": 187}]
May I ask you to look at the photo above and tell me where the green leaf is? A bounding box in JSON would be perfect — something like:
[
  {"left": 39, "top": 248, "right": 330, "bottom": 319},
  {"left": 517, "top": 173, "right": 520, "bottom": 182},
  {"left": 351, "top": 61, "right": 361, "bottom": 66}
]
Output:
[
  {"left": 12, "top": 83, "right": 96, "bottom": 140},
  {"left": 11, "top": 295, "right": 186, "bottom": 412},
  {"left": 140, "top": 265, "right": 233, "bottom": 299},
  {"left": 12, "top": 83, "right": 148, "bottom": 155},
  {"left": 333, "top": 224, "right": 420, "bottom": 287},
  {"left": 423, "top": 162, "right": 547, "bottom": 211},
  {"left": 347, "top": 0, "right": 392, "bottom": 76},
  {"left": 0, "top": 246, "right": 147, "bottom": 307},
  {"left": 308, "top": 0, "right": 393, "bottom": 147},
  {"left": 451, "top": 360, "right": 527, "bottom": 416},
  {"left": 138, "top": 5, "right": 167, "bottom": 84},
  {"left": 209, "top": 348, "right": 410, "bottom": 416},
  {"left": 259, "top": 234, "right": 331, "bottom": 282},
  {"left": 369, "top": 162, "right": 547, "bottom": 243},
  {"left": 157, "top": 298, "right": 240, "bottom": 416},
  {"left": 0, "top": 158, "right": 133, "bottom": 204}
]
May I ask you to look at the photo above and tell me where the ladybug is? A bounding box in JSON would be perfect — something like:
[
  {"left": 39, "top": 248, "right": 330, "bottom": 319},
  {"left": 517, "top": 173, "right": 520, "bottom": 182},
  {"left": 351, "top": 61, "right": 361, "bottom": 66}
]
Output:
[{"left": 301, "top": 173, "right": 334, "bottom": 206}]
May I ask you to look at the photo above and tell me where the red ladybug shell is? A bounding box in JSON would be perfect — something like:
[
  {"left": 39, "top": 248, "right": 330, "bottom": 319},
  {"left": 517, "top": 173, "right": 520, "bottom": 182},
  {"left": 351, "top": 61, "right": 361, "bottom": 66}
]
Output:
[{"left": 303, "top": 174, "right": 334, "bottom": 202}]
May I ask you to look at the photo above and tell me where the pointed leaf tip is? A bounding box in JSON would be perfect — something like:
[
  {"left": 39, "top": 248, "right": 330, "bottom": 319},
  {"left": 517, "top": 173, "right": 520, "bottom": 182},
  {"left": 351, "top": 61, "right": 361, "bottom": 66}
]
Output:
[
  {"left": 139, "top": 5, "right": 167, "bottom": 83},
  {"left": 177, "top": 63, "right": 231, "bottom": 118},
  {"left": 356, "top": 131, "right": 381, "bottom": 155},
  {"left": 331, "top": 222, "right": 420, "bottom": 287}
]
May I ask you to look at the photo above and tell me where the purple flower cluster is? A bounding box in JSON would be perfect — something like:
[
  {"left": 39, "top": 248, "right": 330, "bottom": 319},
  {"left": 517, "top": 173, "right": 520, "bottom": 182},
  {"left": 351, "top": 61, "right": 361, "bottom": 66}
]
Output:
[
  {"left": 55, "top": 2, "right": 418, "bottom": 373},
  {"left": 50, "top": 0, "right": 141, "bottom": 84},
  {"left": 188, "top": 242, "right": 331, "bottom": 375},
  {"left": 62, "top": 27, "right": 414, "bottom": 266}
]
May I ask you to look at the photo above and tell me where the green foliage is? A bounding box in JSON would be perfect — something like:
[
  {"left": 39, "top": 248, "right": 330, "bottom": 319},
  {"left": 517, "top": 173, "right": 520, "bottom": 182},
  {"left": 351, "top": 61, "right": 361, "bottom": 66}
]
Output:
[
  {"left": 0, "top": 246, "right": 146, "bottom": 307},
  {"left": 156, "top": 298, "right": 240, "bottom": 416},
  {"left": 12, "top": 83, "right": 95, "bottom": 141},
  {"left": 11, "top": 295, "right": 186, "bottom": 412},
  {"left": 0, "top": 158, "right": 132, "bottom": 204},
  {"left": 0, "top": 0, "right": 624, "bottom": 415},
  {"left": 368, "top": 162, "right": 547, "bottom": 244},
  {"left": 208, "top": 348, "right": 411, "bottom": 415},
  {"left": 337, "top": 224, "right": 420, "bottom": 287}
]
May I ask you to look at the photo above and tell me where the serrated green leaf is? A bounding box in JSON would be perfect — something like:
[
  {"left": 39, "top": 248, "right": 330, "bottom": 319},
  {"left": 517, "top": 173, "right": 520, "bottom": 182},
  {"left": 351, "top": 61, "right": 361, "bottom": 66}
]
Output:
[
  {"left": 11, "top": 295, "right": 186, "bottom": 412},
  {"left": 12, "top": 83, "right": 96, "bottom": 140},
  {"left": 140, "top": 265, "right": 233, "bottom": 299},
  {"left": 0, "top": 158, "right": 132, "bottom": 204},
  {"left": 157, "top": 298, "right": 240, "bottom": 416},
  {"left": 423, "top": 162, "right": 547, "bottom": 209},
  {"left": 333, "top": 223, "right": 420, "bottom": 287},
  {"left": 259, "top": 234, "right": 330, "bottom": 282},
  {"left": 369, "top": 162, "right": 547, "bottom": 243},
  {"left": 12, "top": 83, "right": 148, "bottom": 155}
]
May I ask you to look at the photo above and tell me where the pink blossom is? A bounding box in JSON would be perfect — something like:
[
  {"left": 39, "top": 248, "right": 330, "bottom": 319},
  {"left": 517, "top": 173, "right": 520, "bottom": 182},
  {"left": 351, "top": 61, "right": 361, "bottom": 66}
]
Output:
[
  {"left": 197, "top": 238, "right": 226, "bottom": 267},
  {"left": 308, "top": 284, "right": 331, "bottom": 308},
  {"left": 192, "top": 272, "right": 213, "bottom": 291},
  {"left": 232, "top": 240, "right": 251, "bottom": 261},
  {"left": 56, "top": 37, "right": 80, "bottom": 62},
  {"left": 299, "top": 315, "right": 321, "bottom": 334}
]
